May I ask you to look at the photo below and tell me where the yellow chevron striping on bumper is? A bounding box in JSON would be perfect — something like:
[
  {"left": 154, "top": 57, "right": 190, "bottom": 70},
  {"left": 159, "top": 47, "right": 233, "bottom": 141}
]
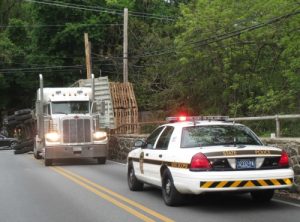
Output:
[
  {"left": 284, "top": 178, "right": 293, "bottom": 185},
  {"left": 200, "top": 178, "right": 293, "bottom": 188},
  {"left": 244, "top": 181, "right": 255, "bottom": 187},
  {"left": 257, "top": 180, "right": 268, "bottom": 186}
]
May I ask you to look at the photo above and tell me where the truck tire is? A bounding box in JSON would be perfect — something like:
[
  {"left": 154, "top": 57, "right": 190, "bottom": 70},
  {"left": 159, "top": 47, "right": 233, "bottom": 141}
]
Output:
[
  {"left": 15, "top": 114, "right": 32, "bottom": 121},
  {"left": 7, "top": 119, "right": 17, "bottom": 126},
  {"left": 14, "top": 109, "right": 31, "bottom": 116},
  {"left": 14, "top": 146, "right": 33, "bottom": 154},
  {"left": 34, "top": 151, "right": 42, "bottom": 159},
  {"left": 9, "top": 141, "right": 18, "bottom": 150},
  {"left": 45, "top": 159, "right": 53, "bottom": 166},
  {"left": 14, "top": 139, "right": 34, "bottom": 150},
  {"left": 97, "top": 157, "right": 106, "bottom": 164},
  {"left": 24, "top": 119, "right": 35, "bottom": 124},
  {"left": 7, "top": 115, "right": 15, "bottom": 121}
]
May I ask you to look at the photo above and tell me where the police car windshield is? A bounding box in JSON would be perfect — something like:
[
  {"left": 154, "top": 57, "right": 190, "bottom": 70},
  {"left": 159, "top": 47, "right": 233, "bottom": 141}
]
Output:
[
  {"left": 52, "top": 101, "right": 89, "bottom": 114},
  {"left": 181, "top": 125, "right": 262, "bottom": 148}
]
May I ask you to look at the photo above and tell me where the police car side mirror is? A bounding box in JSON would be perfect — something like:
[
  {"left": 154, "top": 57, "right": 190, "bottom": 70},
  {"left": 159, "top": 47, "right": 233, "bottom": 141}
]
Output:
[{"left": 134, "top": 140, "right": 146, "bottom": 148}]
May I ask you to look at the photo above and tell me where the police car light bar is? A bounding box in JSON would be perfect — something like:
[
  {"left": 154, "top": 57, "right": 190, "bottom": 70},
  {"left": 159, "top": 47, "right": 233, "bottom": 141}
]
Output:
[{"left": 166, "top": 116, "right": 229, "bottom": 123}]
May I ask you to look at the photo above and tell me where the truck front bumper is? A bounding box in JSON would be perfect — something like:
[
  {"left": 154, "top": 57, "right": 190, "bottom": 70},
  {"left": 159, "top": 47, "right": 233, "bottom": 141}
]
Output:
[{"left": 44, "top": 144, "right": 107, "bottom": 159}]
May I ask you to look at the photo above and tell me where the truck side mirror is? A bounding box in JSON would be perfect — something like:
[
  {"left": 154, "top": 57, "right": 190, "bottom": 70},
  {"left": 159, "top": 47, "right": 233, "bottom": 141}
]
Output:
[{"left": 95, "top": 100, "right": 105, "bottom": 115}]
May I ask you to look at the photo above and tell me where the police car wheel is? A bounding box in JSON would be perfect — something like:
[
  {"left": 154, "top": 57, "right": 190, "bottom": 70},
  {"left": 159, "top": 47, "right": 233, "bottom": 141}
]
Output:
[
  {"left": 162, "top": 170, "right": 183, "bottom": 206},
  {"left": 128, "top": 165, "right": 144, "bottom": 191},
  {"left": 250, "top": 189, "right": 274, "bottom": 202}
]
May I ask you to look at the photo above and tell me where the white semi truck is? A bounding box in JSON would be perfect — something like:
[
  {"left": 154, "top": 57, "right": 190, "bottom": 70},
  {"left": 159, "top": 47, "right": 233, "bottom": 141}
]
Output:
[{"left": 34, "top": 74, "right": 108, "bottom": 166}]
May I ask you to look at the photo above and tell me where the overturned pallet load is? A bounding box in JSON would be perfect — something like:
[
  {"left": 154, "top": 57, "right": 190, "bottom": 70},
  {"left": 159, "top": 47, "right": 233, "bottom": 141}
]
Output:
[
  {"left": 110, "top": 82, "right": 138, "bottom": 134},
  {"left": 5, "top": 109, "right": 36, "bottom": 154}
]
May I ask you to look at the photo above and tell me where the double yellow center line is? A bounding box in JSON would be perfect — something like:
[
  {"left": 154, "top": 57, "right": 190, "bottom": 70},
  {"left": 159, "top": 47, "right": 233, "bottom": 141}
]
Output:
[{"left": 51, "top": 166, "right": 174, "bottom": 222}]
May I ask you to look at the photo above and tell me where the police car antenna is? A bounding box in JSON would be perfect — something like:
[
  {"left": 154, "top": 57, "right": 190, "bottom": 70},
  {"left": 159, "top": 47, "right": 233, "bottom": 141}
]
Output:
[
  {"left": 192, "top": 116, "right": 196, "bottom": 126},
  {"left": 233, "top": 105, "right": 238, "bottom": 147}
]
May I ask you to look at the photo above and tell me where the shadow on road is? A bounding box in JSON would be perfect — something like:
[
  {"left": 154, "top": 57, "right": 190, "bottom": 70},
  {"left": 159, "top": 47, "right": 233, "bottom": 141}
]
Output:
[
  {"left": 142, "top": 187, "right": 292, "bottom": 211},
  {"left": 50, "top": 158, "right": 100, "bottom": 166}
]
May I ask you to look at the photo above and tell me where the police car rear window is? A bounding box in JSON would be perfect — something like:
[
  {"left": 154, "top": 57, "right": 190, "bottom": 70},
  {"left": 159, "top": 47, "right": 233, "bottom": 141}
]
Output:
[{"left": 180, "top": 125, "right": 262, "bottom": 148}]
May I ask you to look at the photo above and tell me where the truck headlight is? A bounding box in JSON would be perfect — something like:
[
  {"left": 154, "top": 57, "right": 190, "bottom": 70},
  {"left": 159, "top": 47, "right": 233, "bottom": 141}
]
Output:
[
  {"left": 93, "top": 131, "right": 107, "bottom": 141},
  {"left": 45, "top": 132, "right": 60, "bottom": 142}
]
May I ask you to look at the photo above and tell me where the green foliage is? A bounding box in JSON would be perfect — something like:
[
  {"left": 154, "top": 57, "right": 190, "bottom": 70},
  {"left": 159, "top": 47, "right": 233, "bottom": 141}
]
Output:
[{"left": 0, "top": 0, "right": 300, "bottom": 134}]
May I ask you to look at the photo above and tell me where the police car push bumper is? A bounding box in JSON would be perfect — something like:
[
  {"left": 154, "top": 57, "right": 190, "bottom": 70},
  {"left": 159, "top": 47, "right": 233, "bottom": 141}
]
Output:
[{"left": 171, "top": 168, "right": 294, "bottom": 194}]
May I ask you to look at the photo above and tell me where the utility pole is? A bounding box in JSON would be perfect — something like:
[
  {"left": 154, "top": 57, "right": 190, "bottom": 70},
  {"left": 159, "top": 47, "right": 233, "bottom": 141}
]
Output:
[
  {"left": 123, "top": 8, "right": 128, "bottom": 83},
  {"left": 84, "top": 33, "right": 92, "bottom": 79}
]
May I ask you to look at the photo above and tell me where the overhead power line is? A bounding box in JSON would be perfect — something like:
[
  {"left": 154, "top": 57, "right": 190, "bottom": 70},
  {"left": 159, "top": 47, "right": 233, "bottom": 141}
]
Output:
[
  {"left": 0, "top": 68, "right": 85, "bottom": 74},
  {"left": 130, "top": 9, "right": 300, "bottom": 59},
  {"left": 0, "top": 23, "right": 122, "bottom": 28},
  {"left": 23, "top": 0, "right": 175, "bottom": 21},
  {"left": 0, "top": 65, "right": 83, "bottom": 72}
]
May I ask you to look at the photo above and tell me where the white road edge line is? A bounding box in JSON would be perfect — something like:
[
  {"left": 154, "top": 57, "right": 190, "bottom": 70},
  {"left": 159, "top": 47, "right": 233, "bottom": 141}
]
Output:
[
  {"left": 107, "top": 160, "right": 126, "bottom": 166},
  {"left": 273, "top": 198, "right": 300, "bottom": 208}
]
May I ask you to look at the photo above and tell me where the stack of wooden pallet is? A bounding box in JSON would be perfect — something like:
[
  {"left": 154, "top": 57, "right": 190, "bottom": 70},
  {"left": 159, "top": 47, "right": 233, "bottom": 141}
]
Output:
[{"left": 110, "top": 82, "right": 138, "bottom": 134}]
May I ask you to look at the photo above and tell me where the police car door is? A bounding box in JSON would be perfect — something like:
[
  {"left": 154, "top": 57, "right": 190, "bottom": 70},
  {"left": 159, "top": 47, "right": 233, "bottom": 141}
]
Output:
[
  {"left": 144, "top": 126, "right": 175, "bottom": 186},
  {"left": 140, "top": 126, "right": 165, "bottom": 184}
]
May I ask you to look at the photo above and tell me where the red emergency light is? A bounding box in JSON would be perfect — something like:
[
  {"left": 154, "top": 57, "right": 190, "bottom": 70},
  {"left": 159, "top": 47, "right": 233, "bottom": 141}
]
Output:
[{"left": 166, "top": 116, "right": 229, "bottom": 123}]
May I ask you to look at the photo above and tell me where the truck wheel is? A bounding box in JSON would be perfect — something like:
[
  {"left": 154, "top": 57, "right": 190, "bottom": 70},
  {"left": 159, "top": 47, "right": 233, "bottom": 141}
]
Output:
[
  {"left": 162, "top": 169, "right": 184, "bottom": 206},
  {"left": 14, "top": 139, "right": 34, "bottom": 150},
  {"left": 14, "top": 109, "right": 31, "bottom": 115},
  {"left": 45, "top": 159, "right": 53, "bottom": 166},
  {"left": 10, "top": 141, "right": 18, "bottom": 150},
  {"left": 14, "top": 146, "right": 32, "bottom": 154},
  {"left": 251, "top": 189, "right": 274, "bottom": 202},
  {"left": 34, "top": 151, "right": 42, "bottom": 159},
  {"left": 97, "top": 157, "right": 106, "bottom": 164},
  {"left": 127, "top": 164, "right": 144, "bottom": 191},
  {"left": 15, "top": 114, "right": 32, "bottom": 121}
]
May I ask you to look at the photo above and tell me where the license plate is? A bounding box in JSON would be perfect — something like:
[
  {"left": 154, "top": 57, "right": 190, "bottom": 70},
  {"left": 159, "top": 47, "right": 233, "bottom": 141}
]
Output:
[
  {"left": 73, "top": 147, "right": 82, "bottom": 152},
  {"left": 236, "top": 158, "right": 255, "bottom": 169}
]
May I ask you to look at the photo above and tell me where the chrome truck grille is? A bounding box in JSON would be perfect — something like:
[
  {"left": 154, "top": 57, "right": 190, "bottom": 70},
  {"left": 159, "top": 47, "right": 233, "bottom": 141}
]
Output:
[{"left": 62, "top": 119, "right": 91, "bottom": 143}]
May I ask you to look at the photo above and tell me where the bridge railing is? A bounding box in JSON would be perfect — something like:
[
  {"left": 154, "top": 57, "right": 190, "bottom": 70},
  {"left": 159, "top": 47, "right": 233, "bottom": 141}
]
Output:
[
  {"left": 111, "top": 114, "right": 300, "bottom": 137},
  {"left": 229, "top": 114, "right": 300, "bottom": 138}
]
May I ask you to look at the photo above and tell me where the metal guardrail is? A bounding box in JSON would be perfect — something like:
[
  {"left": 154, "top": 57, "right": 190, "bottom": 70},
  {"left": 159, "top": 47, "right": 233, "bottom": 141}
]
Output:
[
  {"left": 229, "top": 114, "right": 300, "bottom": 138},
  {"left": 113, "top": 114, "right": 300, "bottom": 137}
]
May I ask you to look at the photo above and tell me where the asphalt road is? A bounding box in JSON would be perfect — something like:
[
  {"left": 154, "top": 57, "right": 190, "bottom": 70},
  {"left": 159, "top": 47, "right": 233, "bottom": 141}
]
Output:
[{"left": 0, "top": 150, "right": 300, "bottom": 222}]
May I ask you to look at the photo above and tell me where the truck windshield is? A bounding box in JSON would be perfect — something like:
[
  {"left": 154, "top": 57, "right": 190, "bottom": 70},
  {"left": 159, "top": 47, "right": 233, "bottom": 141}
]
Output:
[
  {"left": 52, "top": 101, "right": 90, "bottom": 114},
  {"left": 181, "top": 125, "right": 262, "bottom": 148}
]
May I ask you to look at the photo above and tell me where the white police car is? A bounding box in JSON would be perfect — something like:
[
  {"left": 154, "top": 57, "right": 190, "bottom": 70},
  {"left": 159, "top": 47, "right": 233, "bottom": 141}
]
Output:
[{"left": 127, "top": 116, "right": 294, "bottom": 206}]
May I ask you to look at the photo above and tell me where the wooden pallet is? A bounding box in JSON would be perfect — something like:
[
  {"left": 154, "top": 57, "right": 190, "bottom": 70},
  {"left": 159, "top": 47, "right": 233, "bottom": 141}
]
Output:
[{"left": 110, "top": 82, "right": 138, "bottom": 134}]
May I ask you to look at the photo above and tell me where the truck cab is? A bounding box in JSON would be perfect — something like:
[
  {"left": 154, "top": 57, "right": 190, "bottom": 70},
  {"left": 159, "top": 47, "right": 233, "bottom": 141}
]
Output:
[{"left": 34, "top": 75, "right": 108, "bottom": 166}]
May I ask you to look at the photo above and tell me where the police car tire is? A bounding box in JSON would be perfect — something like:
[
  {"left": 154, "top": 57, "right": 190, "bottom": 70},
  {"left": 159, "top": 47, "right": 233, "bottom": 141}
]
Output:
[
  {"left": 127, "top": 165, "right": 144, "bottom": 191},
  {"left": 162, "top": 170, "right": 184, "bottom": 206},
  {"left": 250, "top": 189, "right": 274, "bottom": 202}
]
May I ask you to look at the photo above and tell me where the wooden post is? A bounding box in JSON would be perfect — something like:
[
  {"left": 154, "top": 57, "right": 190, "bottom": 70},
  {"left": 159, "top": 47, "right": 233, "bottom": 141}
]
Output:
[
  {"left": 84, "top": 33, "right": 92, "bottom": 79},
  {"left": 123, "top": 8, "right": 128, "bottom": 83}
]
